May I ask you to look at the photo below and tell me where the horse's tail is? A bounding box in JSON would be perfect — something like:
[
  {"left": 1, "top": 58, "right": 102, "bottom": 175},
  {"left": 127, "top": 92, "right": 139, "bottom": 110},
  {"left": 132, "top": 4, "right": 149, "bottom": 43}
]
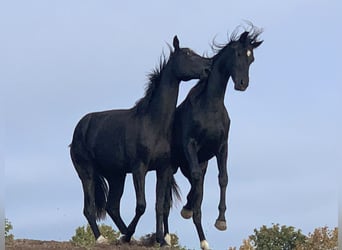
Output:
[
  {"left": 170, "top": 176, "right": 182, "bottom": 207},
  {"left": 94, "top": 172, "right": 109, "bottom": 221}
]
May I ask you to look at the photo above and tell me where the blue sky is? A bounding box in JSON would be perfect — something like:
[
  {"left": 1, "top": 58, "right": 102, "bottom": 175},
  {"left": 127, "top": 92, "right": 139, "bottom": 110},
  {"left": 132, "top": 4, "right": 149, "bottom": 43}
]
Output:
[{"left": 2, "top": 1, "right": 341, "bottom": 249}]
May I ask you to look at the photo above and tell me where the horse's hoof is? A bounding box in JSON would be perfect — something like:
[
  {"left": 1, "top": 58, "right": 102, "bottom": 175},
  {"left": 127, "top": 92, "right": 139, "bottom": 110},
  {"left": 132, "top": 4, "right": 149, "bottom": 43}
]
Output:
[
  {"left": 164, "top": 233, "right": 171, "bottom": 246},
  {"left": 96, "top": 235, "right": 109, "bottom": 244},
  {"left": 120, "top": 234, "right": 130, "bottom": 243},
  {"left": 200, "top": 240, "right": 210, "bottom": 250},
  {"left": 181, "top": 207, "right": 193, "bottom": 219},
  {"left": 215, "top": 219, "right": 227, "bottom": 231}
]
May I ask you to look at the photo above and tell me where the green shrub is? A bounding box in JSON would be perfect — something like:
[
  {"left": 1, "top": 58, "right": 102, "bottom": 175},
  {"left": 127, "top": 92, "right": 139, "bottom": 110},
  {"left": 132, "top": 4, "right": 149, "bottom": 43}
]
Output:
[
  {"left": 70, "top": 224, "right": 120, "bottom": 248},
  {"left": 5, "top": 218, "right": 14, "bottom": 242},
  {"left": 249, "top": 223, "right": 306, "bottom": 250}
]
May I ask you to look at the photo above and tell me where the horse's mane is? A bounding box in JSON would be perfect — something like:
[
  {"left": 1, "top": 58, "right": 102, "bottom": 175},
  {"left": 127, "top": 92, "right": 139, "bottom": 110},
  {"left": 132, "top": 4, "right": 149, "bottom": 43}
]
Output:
[
  {"left": 134, "top": 50, "right": 171, "bottom": 114},
  {"left": 187, "top": 24, "right": 263, "bottom": 102},
  {"left": 211, "top": 24, "right": 263, "bottom": 60}
]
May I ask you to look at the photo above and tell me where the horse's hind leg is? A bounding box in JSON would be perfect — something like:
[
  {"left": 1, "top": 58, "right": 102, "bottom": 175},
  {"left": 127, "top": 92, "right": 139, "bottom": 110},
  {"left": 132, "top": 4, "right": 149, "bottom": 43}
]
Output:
[
  {"left": 78, "top": 169, "right": 107, "bottom": 243},
  {"left": 106, "top": 175, "right": 128, "bottom": 235},
  {"left": 70, "top": 140, "right": 107, "bottom": 243}
]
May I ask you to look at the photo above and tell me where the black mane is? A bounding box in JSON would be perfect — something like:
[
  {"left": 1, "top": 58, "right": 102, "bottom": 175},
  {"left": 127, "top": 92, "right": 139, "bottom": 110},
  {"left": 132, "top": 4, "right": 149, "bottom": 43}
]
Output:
[
  {"left": 134, "top": 52, "right": 170, "bottom": 114},
  {"left": 211, "top": 24, "right": 263, "bottom": 57}
]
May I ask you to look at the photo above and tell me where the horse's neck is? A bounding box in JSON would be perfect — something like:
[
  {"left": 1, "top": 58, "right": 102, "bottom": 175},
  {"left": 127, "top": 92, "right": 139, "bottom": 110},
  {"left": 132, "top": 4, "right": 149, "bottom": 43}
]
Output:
[
  {"left": 148, "top": 70, "right": 179, "bottom": 127},
  {"left": 204, "top": 66, "right": 229, "bottom": 103}
]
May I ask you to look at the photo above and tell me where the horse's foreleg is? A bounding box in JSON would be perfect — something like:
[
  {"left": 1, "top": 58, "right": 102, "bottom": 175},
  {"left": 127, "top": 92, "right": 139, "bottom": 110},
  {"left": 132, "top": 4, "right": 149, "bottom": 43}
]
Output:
[
  {"left": 215, "top": 142, "right": 228, "bottom": 231},
  {"left": 162, "top": 177, "right": 172, "bottom": 245},
  {"left": 181, "top": 177, "right": 195, "bottom": 219},
  {"left": 184, "top": 139, "right": 201, "bottom": 181},
  {"left": 124, "top": 166, "right": 147, "bottom": 242},
  {"left": 181, "top": 162, "right": 208, "bottom": 219},
  {"left": 156, "top": 168, "right": 172, "bottom": 246},
  {"left": 180, "top": 139, "right": 201, "bottom": 218}
]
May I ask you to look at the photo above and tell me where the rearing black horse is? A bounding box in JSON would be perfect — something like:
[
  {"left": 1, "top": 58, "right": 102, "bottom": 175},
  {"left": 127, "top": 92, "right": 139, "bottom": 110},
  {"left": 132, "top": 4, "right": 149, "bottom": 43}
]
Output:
[
  {"left": 169, "top": 29, "right": 263, "bottom": 250},
  {"left": 70, "top": 36, "right": 211, "bottom": 245}
]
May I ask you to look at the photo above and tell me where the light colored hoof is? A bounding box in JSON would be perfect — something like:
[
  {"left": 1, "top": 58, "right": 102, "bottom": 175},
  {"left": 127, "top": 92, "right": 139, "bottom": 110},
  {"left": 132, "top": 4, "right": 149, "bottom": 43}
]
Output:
[
  {"left": 164, "top": 233, "right": 171, "bottom": 246},
  {"left": 200, "top": 240, "right": 210, "bottom": 250},
  {"left": 96, "top": 235, "right": 109, "bottom": 244},
  {"left": 181, "top": 207, "right": 193, "bottom": 219},
  {"left": 215, "top": 219, "right": 227, "bottom": 231}
]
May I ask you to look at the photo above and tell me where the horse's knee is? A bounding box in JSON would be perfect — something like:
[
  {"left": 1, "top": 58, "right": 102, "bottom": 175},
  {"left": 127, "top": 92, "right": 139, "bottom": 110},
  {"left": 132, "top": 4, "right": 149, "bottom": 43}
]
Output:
[
  {"left": 219, "top": 174, "right": 228, "bottom": 187},
  {"left": 181, "top": 207, "right": 193, "bottom": 219}
]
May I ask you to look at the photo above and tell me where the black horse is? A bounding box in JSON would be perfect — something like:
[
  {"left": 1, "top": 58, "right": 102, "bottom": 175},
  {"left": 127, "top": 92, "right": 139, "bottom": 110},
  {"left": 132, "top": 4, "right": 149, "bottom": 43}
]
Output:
[
  {"left": 70, "top": 36, "right": 211, "bottom": 245},
  {"left": 169, "top": 29, "right": 263, "bottom": 249}
]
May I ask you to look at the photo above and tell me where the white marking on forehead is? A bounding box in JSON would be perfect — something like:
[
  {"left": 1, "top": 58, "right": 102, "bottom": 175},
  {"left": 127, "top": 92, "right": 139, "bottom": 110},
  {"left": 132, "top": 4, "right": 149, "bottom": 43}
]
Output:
[{"left": 247, "top": 50, "right": 252, "bottom": 57}]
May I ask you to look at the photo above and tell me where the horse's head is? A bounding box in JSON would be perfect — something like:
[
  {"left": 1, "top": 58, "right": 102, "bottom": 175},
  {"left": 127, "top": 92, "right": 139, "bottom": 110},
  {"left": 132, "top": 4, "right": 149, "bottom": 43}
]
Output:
[
  {"left": 170, "top": 36, "right": 211, "bottom": 81},
  {"left": 213, "top": 29, "right": 263, "bottom": 91},
  {"left": 229, "top": 31, "right": 263, "bottom": 91}
]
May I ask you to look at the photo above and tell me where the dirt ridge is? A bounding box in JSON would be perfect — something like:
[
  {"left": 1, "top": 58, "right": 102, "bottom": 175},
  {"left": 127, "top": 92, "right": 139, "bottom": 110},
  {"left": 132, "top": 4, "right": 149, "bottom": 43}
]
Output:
[{"left": 5, "top": 239, "right": 163, "bottom": 250}]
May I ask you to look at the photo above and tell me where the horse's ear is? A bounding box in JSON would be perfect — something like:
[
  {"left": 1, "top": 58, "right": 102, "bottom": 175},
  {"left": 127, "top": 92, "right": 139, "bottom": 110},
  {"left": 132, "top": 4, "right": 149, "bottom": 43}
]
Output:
[
  {"left": 252, "top": 40, "right": 263, "bottom": 49},
  {"left": 239, "top": 31, "right": 249, "bottom": 45},
  {"left": 173, "top": 36, "right": 180, "bottom": 51}
]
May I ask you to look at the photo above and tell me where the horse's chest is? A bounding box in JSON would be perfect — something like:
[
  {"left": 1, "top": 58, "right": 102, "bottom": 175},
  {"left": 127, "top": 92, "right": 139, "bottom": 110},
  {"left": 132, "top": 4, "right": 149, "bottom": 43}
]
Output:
[
  {"left": 195, "top": 118, "right": 228, "bottom": 159},
  {"left": 198, "top": 115, "right": 227, "bottom": 139}
]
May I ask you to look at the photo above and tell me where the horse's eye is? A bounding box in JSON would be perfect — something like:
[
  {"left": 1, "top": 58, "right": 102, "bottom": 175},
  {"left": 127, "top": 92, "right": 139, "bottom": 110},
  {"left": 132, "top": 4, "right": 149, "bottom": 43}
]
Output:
[{"left": 247, "top": 50, "right": 252, "bottom": 57}]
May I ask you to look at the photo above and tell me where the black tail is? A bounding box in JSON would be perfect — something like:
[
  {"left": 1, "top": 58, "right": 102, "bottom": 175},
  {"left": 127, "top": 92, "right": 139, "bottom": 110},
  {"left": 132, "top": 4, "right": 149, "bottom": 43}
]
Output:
[
  {"left": 170, "top": 176, "right": 182, "bottom": 207},
  {"left": 94, "top": 173, "right": 109, "bottom": 221}
]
